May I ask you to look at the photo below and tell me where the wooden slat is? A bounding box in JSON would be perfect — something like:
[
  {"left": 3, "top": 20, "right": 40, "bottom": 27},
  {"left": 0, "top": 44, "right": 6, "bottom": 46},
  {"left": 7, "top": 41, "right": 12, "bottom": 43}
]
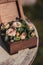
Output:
[
  {"left": 8, "top": 0, "right": 16, "bottom": 2},
  {"left": 0, "top": 0, "right": 7, "bottom": 4}
]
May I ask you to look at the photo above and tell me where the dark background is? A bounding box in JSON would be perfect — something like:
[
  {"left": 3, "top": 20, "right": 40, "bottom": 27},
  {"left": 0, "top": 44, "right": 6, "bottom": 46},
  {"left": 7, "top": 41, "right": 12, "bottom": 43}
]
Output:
[{"left": 23, "top": 0, "right": 43, "bottom": 65}]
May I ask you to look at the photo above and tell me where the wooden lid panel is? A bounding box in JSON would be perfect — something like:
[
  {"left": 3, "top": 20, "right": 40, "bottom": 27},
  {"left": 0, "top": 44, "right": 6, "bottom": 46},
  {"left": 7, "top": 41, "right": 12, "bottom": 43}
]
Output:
[{"left": 0, "top": 2, "right": 18, "bottom": 23}]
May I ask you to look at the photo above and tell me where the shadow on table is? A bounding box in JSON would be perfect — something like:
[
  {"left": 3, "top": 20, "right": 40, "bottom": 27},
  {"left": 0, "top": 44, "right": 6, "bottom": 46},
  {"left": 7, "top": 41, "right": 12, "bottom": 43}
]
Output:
[{"left": 0, "top": 37, "right": 9, "bottom": 54}]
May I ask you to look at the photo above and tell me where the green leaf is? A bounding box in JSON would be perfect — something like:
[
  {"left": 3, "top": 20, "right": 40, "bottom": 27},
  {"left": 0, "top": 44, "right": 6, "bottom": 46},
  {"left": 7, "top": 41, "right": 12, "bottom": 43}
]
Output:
[{"left": 14, "top": 35, "right": 20, "bottom": 41}]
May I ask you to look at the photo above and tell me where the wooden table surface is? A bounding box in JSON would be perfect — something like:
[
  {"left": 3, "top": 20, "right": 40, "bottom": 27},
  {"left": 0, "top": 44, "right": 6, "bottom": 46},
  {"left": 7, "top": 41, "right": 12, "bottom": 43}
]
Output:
[{"left": 0, "top": 44, "right": 38, "bottom": 65}]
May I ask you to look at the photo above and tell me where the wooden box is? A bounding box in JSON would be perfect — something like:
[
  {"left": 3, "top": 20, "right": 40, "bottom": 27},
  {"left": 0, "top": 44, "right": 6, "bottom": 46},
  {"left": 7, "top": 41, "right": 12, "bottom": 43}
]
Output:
[
  {"left": 0, "top": 0, "right": 37, "bottom": 54},
  {"left": 3, "top": 37, "right": 37, "bottom": 54}
]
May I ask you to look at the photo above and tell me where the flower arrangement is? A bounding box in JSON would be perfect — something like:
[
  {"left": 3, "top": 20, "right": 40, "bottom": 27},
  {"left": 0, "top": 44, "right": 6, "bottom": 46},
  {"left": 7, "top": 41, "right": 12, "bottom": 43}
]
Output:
[{"left": 0, "top": 18, "right": 36, "bottom": 43}]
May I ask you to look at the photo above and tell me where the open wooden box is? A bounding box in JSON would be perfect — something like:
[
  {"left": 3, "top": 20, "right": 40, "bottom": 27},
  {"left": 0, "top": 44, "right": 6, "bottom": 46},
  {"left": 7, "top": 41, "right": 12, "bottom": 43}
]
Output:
[{"left": 0, "top": 0, "right": 37, "bottom": 54}]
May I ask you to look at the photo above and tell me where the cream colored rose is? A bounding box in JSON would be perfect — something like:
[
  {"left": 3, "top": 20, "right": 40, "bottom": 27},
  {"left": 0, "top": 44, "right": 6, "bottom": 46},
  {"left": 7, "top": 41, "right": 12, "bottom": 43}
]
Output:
[
  {"left": 12, "top": 22, "right": 22, "bottom": 28},
  {"left": 20, "top": 32, "right": 26, "bottom": 40},
  {"left": 5, "top": 24, "right": 9, "bottom": 29},
  {"left": 6, "top": 28, "right": 16, "bottom": 36},
  {"left": 31, "top": 32, "right": 35, "bottom": 37}
]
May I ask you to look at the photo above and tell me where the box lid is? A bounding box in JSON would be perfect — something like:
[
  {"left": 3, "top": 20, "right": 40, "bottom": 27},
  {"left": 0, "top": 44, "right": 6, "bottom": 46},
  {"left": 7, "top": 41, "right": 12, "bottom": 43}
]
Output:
[
  {"left": 0, "top": 0, "right": 19, "bottom": 24},
  {"left": 0, "top": 0, "right": 26, "bottom": 24}
]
